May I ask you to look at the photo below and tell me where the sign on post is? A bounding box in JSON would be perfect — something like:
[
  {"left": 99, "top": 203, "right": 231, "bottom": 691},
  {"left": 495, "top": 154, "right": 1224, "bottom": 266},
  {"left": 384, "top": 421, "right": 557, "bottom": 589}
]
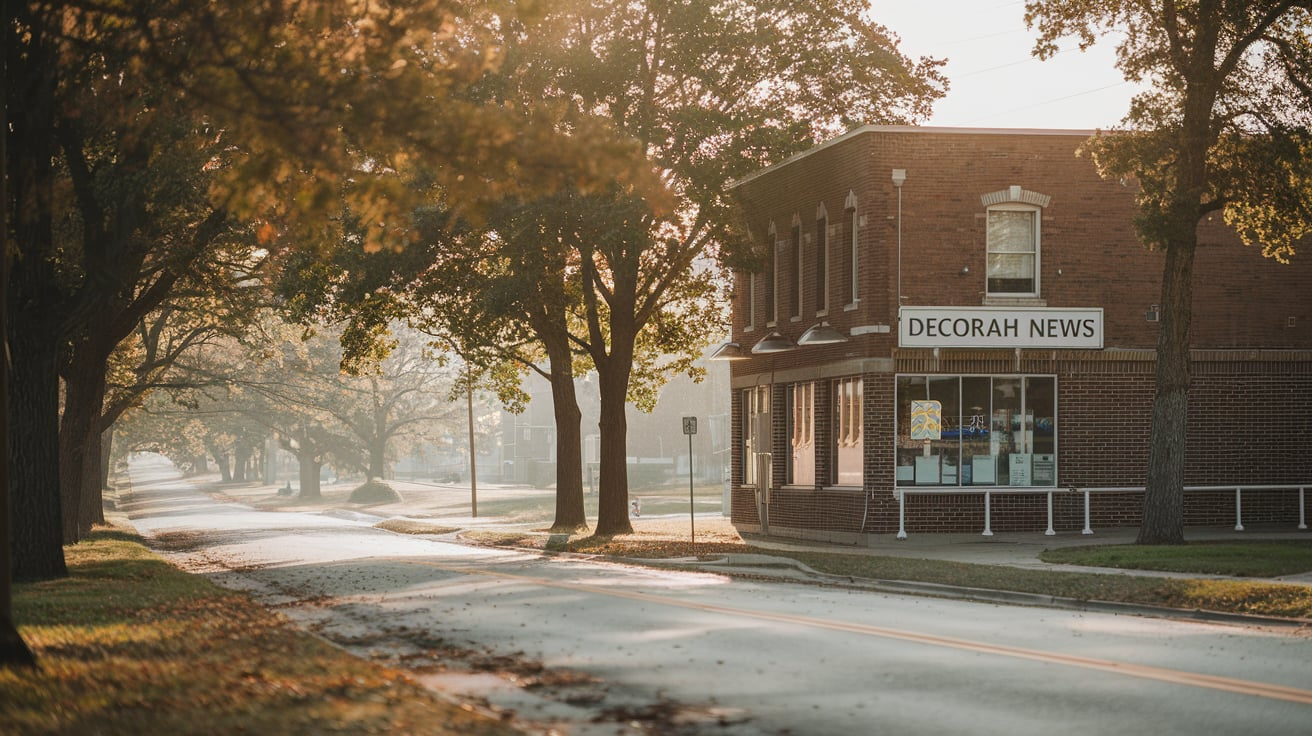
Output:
[{"left": 682, "top": 417, "right": 697, "bottom": 543}]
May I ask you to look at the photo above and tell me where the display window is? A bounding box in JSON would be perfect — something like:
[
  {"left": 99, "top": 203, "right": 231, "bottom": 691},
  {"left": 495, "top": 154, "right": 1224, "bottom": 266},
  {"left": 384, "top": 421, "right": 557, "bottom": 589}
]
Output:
[
  {"left": 832, "top": 377, "right": 863, "bottom": 486},
  {"left": 742, "top": 386, "right": 770, "bottom": 485},
  {"left": 895, "top": 375, "right": 1056, "bottom": 487},
  {"left": 787, "top": 382, "right": 815, "bottom": 485}
]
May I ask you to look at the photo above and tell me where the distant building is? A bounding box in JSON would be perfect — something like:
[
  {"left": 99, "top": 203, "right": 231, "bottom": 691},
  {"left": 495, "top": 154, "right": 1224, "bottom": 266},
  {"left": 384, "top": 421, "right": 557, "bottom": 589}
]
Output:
[{"left": 720, "top": 126, "right": 1312, "bottom": 542}]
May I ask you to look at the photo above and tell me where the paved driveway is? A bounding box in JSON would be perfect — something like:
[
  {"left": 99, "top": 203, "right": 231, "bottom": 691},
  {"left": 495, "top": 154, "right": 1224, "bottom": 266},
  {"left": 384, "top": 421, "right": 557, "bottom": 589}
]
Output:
[{"left": 122, "top": 455, "right": 1312, "bottom": 735}]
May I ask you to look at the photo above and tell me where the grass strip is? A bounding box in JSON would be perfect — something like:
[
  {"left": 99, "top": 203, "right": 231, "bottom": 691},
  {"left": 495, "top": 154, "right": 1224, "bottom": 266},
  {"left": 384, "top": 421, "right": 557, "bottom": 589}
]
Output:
[
  {"left": 1, "top": 526, "right": 515, "bottom": 736},
  {"left": 774, "top": 548, "right": 1312, "bottom": 619},
  {"left": 465, "top": 532, "right": 1312, "bottom": 620},
  {"left": 1038, "top": 540, "right": 1312, "bottom": 577}
]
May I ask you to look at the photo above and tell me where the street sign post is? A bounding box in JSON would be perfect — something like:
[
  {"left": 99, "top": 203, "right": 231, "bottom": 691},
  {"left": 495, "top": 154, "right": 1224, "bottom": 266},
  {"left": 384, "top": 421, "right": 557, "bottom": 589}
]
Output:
[{"left": 682, "top": 417, "right": 697, "bottom": 542}]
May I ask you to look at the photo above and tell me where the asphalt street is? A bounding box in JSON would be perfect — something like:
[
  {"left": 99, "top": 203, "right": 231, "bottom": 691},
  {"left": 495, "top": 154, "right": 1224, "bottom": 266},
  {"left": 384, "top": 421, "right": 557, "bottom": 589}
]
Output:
[{"left": 121, "top": 454, "right": 1312, "bottom": 736}]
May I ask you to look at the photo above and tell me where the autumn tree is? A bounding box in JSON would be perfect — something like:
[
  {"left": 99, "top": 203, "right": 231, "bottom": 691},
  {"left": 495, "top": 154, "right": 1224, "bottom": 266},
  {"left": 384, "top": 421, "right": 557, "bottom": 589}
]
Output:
[
  {"left": 470, "top": 0, "right": 947, "bottom": 535},
  {"left": 1026, "top": 1, "right": 1312, "bottom": 544},
  {"left": 6, "top": 0, "right": 659, "bottom": 589}
]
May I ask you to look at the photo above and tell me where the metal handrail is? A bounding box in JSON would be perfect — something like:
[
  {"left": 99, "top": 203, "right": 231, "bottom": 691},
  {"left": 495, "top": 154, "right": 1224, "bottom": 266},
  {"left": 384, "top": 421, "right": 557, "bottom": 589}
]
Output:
[{"left": 894, "top": 483, "right": 1310, "bottom": 540}]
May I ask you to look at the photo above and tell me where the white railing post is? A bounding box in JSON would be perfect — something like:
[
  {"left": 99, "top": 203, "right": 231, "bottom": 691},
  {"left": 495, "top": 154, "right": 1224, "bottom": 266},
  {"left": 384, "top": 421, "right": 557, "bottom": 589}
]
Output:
[
  {"left": 1234, "top": 487, "right": 1244, "bottom": 532},
  {"left": 1045, "top": 491, "right": 1055, "bottom": 536},
  {"left": 896, "top": 489, "right": 907, "bottom": 540},
  {"left": 982, "top": 491, "right": 993, "bottom": 537},
  {"left": 1300, "top": 487, "right": 1307, "bottom": 531},
  {"left": 1082, "top": 489, "right": 1094, "bottom": 535}
]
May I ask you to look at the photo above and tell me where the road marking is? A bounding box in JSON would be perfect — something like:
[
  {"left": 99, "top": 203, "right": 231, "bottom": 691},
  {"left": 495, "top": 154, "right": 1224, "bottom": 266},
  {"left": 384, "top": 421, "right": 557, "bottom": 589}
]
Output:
[{"left": 402, "top": 558, "right": 1312, "bottom": 706}]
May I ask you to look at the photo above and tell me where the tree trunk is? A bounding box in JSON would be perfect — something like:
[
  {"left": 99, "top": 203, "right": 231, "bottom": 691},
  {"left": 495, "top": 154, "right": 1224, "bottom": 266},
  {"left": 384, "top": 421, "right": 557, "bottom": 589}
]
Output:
[
  {"left": 233, "top": 443, "right": 250, "bottom": 482},
  {"left": 264, "top": 436, "right": 278, "bottom": 484},
  {"left": 367, "top": 438, "right": 386, "bottom": 480},
  {"left": 7, "top": 318, "right": 67, "bottom": 581},
  {"left": 543, "top": 335, "right": 587, "bottom": 532},
  {"left": 58, "top": 352, "right": 107, "bottom": 543},
  {"left": 1137, "top": 86, "right": 1213, "bottom": 545},
  {"left": 1137, "top": 231, "right": 1196, "bottom": 545},
  {"left": 297, "top": 453, "right": 322, "bottom": 500},
  {"left": 207, "top": 440, "right": 232, "bottom": 482},
  {"left": 100, "top": 425, "right": 113, "bottom": 493},
  {"left": 594, "top": 356, "right": 633, "bottom": 536},
  {"left": 549, "top": 366, "right": 587, "bottom": 532}
]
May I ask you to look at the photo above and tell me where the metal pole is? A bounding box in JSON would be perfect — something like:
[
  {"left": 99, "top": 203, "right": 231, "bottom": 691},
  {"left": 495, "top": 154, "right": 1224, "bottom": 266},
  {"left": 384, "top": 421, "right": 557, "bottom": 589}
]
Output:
[
  {"left": 688, "top": 432, "right": 695, "bottom": 543},
  {"left": 1045, "top": 491, "right": 1055, "bottom": 536},
  {"left": 982, "top": 491, "right": 993, "bottom": 536},
  {"left": 1234, "top": 487, "right": 1243, "bottom": 532},
  {"left": 1082, "top": 489, "right": 1094, "bottom": 535},
  {"left": 896, "top": 490, "right": 907, "bottom": 540},
  {"left": 466, "top": 363, "right": 477, "bottom": 518}
]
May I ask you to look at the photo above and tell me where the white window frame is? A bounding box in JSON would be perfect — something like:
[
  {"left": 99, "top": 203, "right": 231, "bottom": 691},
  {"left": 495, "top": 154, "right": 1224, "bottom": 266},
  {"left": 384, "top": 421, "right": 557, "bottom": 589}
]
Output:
[{"left": 986, "top": 204, "right": 1040, "bottom": 298}]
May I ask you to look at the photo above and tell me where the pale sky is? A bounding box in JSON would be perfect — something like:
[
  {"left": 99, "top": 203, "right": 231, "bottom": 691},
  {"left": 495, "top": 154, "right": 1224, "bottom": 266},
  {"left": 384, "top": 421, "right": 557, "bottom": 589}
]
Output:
[{"left": 870, "top": 1, "right": 1141, "bottom": 130}]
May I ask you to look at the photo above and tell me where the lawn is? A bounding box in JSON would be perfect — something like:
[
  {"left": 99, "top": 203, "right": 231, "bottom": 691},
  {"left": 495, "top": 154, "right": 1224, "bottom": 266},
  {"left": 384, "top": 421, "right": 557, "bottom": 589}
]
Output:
[
  {"left": 1038, "top": 540, "right": 1312, "bottom": 577},
  {"left": 1, "top": 527, "right": 515, "bottom": 736}
]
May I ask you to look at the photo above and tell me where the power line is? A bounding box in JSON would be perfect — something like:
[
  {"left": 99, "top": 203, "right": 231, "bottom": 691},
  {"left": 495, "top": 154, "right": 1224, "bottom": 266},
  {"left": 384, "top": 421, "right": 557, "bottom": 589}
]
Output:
[{"left": 942, "top": 81, "right": 1134, "bottom": 126}]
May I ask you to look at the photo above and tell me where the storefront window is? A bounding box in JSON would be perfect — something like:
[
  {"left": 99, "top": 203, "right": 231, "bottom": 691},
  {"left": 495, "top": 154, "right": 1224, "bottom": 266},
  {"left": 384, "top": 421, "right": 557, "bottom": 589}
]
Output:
[
  {"left": 832, "top": 377, "right": 862, "bottom": 486},
  {"left": 896, "top": 375, "right": 1057, "bottom": 487},
  {"left": 787, "top": 382, "right": 815, "bottom": 485}
]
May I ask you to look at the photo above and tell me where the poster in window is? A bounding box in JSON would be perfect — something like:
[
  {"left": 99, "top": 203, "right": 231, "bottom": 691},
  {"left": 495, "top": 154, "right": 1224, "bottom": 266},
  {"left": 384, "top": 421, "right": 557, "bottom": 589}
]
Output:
[
  {"left": 1010, "top": 453, "right": 1032, "bottom": 486},
  {"left": 1032, "top": 454, "right": 1055, "bottom": 486}
]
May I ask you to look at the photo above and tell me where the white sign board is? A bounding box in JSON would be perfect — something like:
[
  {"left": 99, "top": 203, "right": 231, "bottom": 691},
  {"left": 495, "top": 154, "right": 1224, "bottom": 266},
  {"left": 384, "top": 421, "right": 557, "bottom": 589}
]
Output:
[{"left": 899, "top": 307, "right": 1104, "bottom": 349}]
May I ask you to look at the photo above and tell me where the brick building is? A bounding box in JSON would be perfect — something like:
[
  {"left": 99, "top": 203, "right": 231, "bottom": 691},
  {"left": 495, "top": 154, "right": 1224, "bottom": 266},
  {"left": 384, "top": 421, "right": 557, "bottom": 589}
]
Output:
[{"left": 719, "top": 126, "right": 1312, "bottom": 542}]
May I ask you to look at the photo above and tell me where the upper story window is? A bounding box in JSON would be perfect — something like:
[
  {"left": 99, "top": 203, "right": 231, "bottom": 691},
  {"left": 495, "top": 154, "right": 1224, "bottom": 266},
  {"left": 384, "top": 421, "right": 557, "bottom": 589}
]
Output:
[
  {"left": 982, "top": 186, "right": 1050, "bottom": 298},
  {"left": 815, "top": 204, "right": 829, "bottom": 315},
  {"left": 766, "top": 221, "right": 778, "bottom": 325},
  {"left": 743, "top": 269, "right": 756, "bottom": 331},
  {"left": 986, "top": 206, "right": 1039, "bottom": 295},
  {"left": 845, "top": 190, "right": 859, "bottom": 307},
  {"left": 790, "top": 216, "right": 803, "bottom": 320}
]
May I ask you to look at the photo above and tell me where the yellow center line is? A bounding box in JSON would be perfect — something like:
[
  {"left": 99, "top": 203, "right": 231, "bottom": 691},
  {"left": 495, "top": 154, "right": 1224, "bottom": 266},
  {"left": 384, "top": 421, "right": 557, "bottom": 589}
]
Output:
[{"left": 402, "top": 558, "right": 1312, "bottom": 706}]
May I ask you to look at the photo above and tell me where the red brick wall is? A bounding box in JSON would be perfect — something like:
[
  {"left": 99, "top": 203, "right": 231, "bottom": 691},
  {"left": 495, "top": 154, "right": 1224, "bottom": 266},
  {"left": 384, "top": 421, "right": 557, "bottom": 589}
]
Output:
[{"left": 730, "top": 127, "right": 1312, "bottom": 358}]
